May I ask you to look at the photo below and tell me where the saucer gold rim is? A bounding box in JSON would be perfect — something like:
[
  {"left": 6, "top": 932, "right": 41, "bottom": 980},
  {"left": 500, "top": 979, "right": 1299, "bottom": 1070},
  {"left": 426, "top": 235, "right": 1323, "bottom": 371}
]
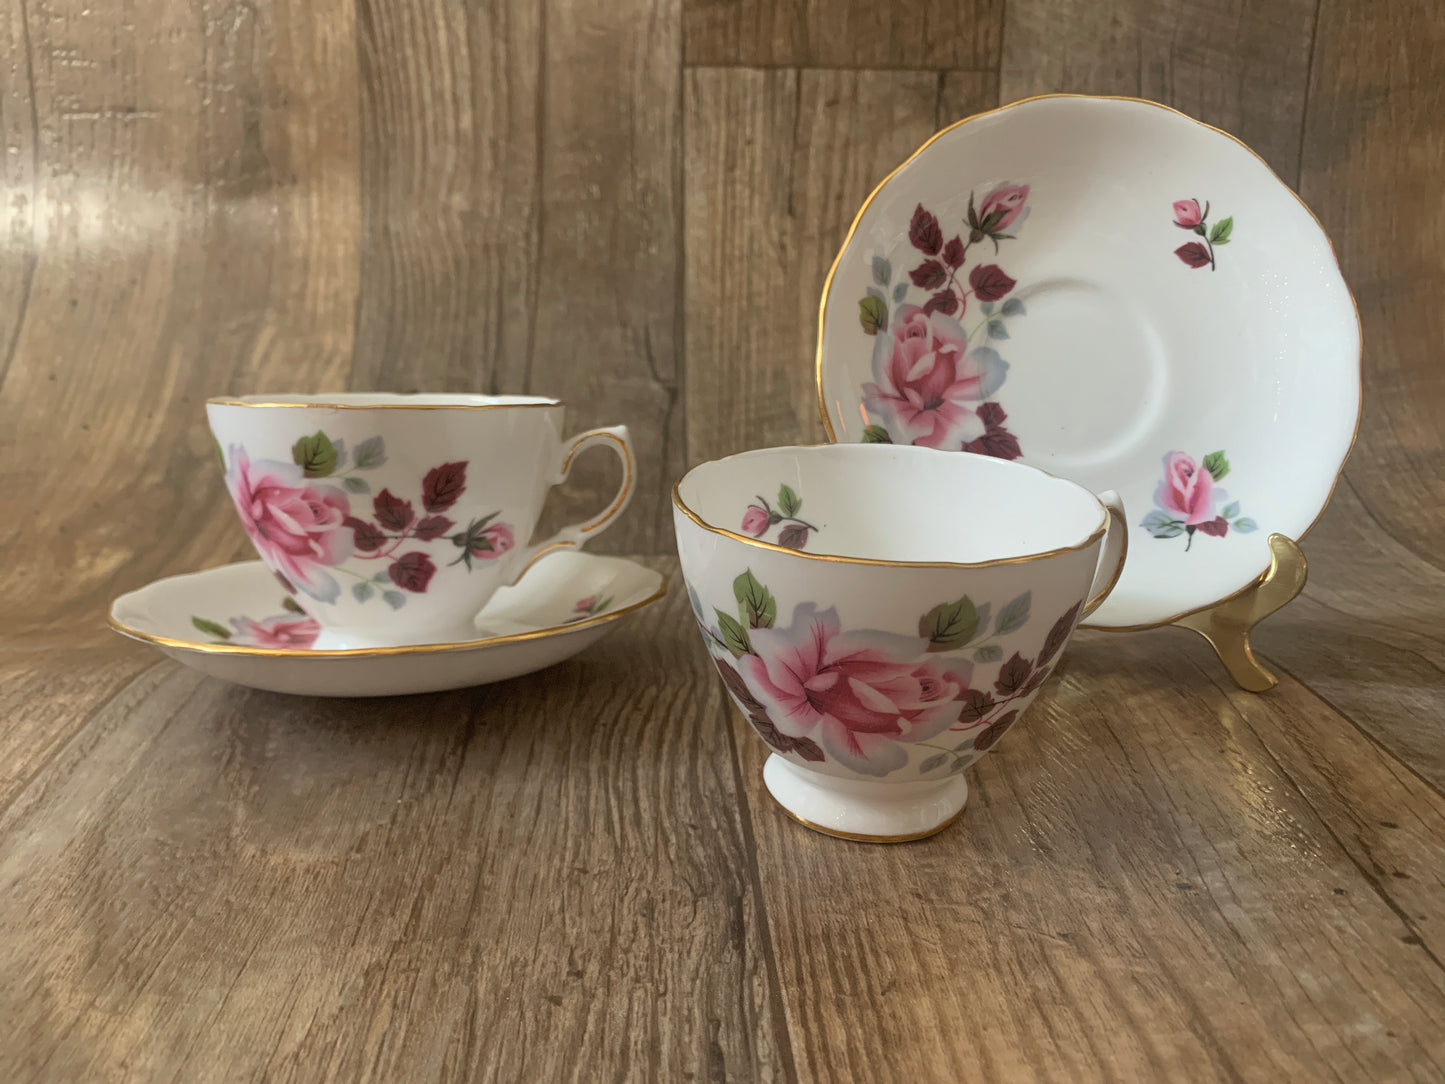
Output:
[
  {"left": 108, "top": 564, "right": 669, "bottom": 659},
  {"left": 206, "top": 394, "right": 562, "bottom": 411},
  {"left": 813, "top": 92, "right": 1364, "bottom": 632}
]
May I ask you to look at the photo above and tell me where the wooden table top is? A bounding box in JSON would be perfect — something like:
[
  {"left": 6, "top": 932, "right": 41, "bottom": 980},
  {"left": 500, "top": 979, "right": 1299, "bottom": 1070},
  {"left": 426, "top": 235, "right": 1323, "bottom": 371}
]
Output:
[{"left": 3, "top": 0, "right": 1443, "bottom": 1078}]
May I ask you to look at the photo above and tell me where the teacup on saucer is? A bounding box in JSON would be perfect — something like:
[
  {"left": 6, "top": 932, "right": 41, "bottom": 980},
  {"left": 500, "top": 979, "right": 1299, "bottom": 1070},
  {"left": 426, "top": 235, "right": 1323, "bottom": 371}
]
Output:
[
  {"left": 673, "top": 444, "right": 1126, "bottom": 842},
  {"left": 208, "top": 394, "right": 636, "bottom": 649}
]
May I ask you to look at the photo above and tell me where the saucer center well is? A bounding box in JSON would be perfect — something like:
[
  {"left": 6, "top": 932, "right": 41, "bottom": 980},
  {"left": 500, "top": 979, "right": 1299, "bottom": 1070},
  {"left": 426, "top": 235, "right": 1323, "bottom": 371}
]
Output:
[{"left": 1001, "top": 276, "right": 1168, "bottom": 473}]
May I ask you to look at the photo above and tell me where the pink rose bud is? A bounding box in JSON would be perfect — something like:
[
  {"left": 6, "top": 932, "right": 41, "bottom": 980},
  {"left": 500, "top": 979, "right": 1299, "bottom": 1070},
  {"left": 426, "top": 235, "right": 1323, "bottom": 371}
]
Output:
[
  {"left": 740, "top": 505, "right": 770, "bottom": 536},
  {"left": 978, "top": 184, "right": 1029, "bottom": 233},
  {"left": 574, "top": 595, "right": 597, "bottom": 613},
  {"left": 1173, "top": 199, "right": 1203, "bottom": 228}
]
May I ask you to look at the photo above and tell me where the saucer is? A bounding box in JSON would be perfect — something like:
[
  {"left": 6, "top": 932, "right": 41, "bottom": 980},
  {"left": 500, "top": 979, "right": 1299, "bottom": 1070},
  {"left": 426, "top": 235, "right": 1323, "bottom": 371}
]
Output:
[
  {"left": 109, "top": 550, "right": 667, "bottom": 696},
  {"left": 816, "top": 94, "right": 1360, "bottom": 629}
]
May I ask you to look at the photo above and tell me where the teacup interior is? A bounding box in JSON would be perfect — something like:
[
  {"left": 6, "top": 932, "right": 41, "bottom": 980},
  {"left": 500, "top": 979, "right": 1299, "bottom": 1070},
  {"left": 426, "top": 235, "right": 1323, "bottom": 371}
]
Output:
[
  {"left": 678, "top": 445, "right": 1104, "bottom": 564},
  {"left": 217, "top": 393, "right": 560, "bottom": 408}
]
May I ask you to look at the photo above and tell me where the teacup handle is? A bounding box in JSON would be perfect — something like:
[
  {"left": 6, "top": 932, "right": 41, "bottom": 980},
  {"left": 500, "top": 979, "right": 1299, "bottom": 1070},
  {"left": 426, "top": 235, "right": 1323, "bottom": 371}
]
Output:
[
  {"left": 510, "top": 425, "right": 636, "bottom": 582},
  {"left": 1080, "top": 490, "right": 1129, "bottom": 618}
]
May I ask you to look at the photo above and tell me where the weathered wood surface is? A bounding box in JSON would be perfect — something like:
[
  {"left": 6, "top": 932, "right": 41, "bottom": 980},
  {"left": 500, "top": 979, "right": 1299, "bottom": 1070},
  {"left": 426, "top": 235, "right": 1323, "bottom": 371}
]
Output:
[{"left": 2, "top": 0, "right": 1443, "bottom": 1078}]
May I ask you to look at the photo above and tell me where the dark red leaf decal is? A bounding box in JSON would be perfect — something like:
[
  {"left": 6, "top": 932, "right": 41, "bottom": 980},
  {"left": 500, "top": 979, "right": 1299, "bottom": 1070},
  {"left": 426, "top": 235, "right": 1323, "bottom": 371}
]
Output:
[
  {"left": 372, "top": 489, "right": 414, "bottom": 532},
  {"left": 422, "top": 461, "right": 468, "bottom": 512},
  {"left": 956, "top": 688, "right": 995, "bottom": 725},
  {"left": 973, "top": 710, "right": 1018, "bottom": 752},
  {"left": 909, "top": 203, "right": 943, "bottom": 255},
  {"left": 1021, "top": 666, "right": 1049, "bottom": 696},
  {"left": 345, "top": 516, "right": 386, "bottom": 551},
  {"left": 1175, "top": 242, "right": 1211, "bottom": 269},
  {"left": 1197, "top": 516, "right": 1229, "bottom": 537},
  {"left": 909, "top": 259, "right": 948, "bottom": 290},
  {"left": 388, "top": 551, "right": 437, "bottom": 593},
  {"left": 714, "top": 657, "right": 764, "bottom": 713},
  {"left": 1039, "top": 602, "right": 1081, "bottom": 666},
  {"left": 941, "top": 235, "right": 965, "bottom": 269},
  {"left": 778, "top": 524, "right": 809, "bottom": 550},
  {"left": 975, "top": 401, "right": 1008, "bottom": 429},
  {"left": 968, "top": 263, "right": 1016, "bottom": 302},
  {"left": 994, "top": 652, "right": 1032, "bottom": 696},
  {"left": 717, "top": 657, "right": 825, "bottom": 761},
  {"left": 922, "top": 290, "right": 959, "bottom": 316},
  {"left": 413, "top": 514, "right": 455, "bottom": 541},
  {"left": 963, "top": 421, "right": 1022, "bottom": 461}
]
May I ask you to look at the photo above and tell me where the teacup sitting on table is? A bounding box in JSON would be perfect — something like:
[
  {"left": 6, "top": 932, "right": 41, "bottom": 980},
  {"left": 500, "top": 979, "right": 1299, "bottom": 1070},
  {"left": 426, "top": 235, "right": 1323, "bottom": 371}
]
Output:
[
  {"left": 208, "top": 394, "right": 635, "bottom": 649},
  {"left": 673, "top": 443, "right": 1126, "bottom": 842}
]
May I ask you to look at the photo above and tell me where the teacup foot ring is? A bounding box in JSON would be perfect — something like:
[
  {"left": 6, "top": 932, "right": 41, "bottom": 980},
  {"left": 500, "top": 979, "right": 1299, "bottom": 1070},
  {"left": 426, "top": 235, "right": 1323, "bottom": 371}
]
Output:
[{"left": 762, "top": 754, "right": 968, "bottom": 843}]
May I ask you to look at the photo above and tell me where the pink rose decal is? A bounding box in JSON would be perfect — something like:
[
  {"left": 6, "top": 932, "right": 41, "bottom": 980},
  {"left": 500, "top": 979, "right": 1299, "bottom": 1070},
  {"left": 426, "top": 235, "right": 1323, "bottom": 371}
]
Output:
[
  {"left": 1142, "top": 448, "right": 1255, "bottom": 550},
  {"left": 977, "top": 183, "right": 1029, "bottom": 234},
  {"left": 472, "top": 523, "right": 514, "bottom": 560},
  {"left": 1172, "top": 199, "right": 1203, "bottom": 228},
  {"left": 1157, "top": 451, "right": 1215, "bottom": 525},
  {"left": 737, "top": 603, "right": 971, "bottom": 776},
  {"left": 740, "top": 505, "right": 770, "bottom": 536},
  {"left": 574, "top": 595, "right": 598, "bottom": 614},
  {"left": 863, "top": 304, "right": 1007, "bottom": 449},
  {"left": 231, "top": 613, "right": 322, "bottom": 649},
  {"left": 225, "top": 448, "right": 353, "bottom": 602}
]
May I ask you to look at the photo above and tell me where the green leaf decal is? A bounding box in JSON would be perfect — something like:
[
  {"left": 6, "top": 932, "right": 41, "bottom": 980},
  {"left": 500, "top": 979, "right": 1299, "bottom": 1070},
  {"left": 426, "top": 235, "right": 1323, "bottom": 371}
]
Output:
[
  {"left": 1141, "top": 510, "right": 1186, "bottom": 538},
  {"left": 191, "top": 617, "right": 232, "bottom": 640},
  {"left": 987, "top": 319, "right": 1009, "bottom": 341},
  {"left": 716, "top": 610, "right": 752, "bottom": 658},
  {"left": 212, "top": 435, "right": 226, "bottom": 472},
  {"left": 343, "top": 476, "right": 371, "bottom": 494},
  {"left": 995, "top": 591, "right": 1032, "bottom": 635},
  {"left": 352, "top": 581, "right": 375, "bottom": 603},
  {"left": 867, "top": 285, "right": 886, "bottom": 303},
  {"left": 281, "top": 596, "right": 304, "bottom": 613},
  {"left": 1209, "top": 216, "right": 1234, "bottom": 245},
  {"left": 980, "top": 300, "right": 995, "bottom": 316},
  {"left": 733, "top": 570, "right": 777, "bottom": 630},
  {"left": 861, "top": 425, "right": 893, "bottom": 444},
  {"left": 1233, "top": 517, "right": 1259, "bottom": 533},
  {"left": 919, "top": 595, "right": 979, "bottom": 652},
  {"left": 919, "top": 753, "right": 948, "bottom": 775},
  {"left": 1000, "top": 297, "right": 1026, "bottom": 317},
  {"left": 974, "top": 644, "right": 1003, "bottom": 663},
  {"left": 381, "top": 590, "right": 406, "bottom": 610},
  {"left": 892, "top": 281, "right": 908, "bottom": 302},
  {"left": 1202, "top": 450, "right": 1230, "bottom": 481},
  {"left": 292, "top": 431, "right": 338, "bottom": 477},
  {"left": 872, "top": 256, "right": 891, "bottom": 285},
  {"left": 777, "top": 484, "right": 801, "bottom": 518},
  {"left": 858, "top": 295, "right": 888, "bottom": 335},
  {"left": 1222, "top": 501, "right": 1240, "bottom": 520},
  {"left": 353, "top": 435, "right": 386, "bottom": 469},
  {"left": 372, "top": 570, "right": 392, "bottom": 584}
]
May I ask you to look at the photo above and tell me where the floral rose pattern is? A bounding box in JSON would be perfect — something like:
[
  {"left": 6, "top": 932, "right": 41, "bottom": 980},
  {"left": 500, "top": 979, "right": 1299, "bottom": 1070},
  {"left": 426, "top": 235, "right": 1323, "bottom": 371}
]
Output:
[
  {"left": 566, "top": 593, "right": 613, "bottom": 624},
  {"left": 192, "top": 598, "right": 322, "bottom": 649},
  {"left": 221, "top": 430, "right": 515, "bottom": 611},
  {"left": 696, "top": 569, "right": 1081, "bottom": 777},
  {"left": 1141, "top": 449, "right": 1257, "bottom": 550},
  {"left": 740, "top": 484, "right": 819, "bottom": 551},
  {"left": 857, "top": 185, "right": 1030, "bottom": 458},
  {"left": 1172, "top": 199, "right": 1233, "bottom": 270}
]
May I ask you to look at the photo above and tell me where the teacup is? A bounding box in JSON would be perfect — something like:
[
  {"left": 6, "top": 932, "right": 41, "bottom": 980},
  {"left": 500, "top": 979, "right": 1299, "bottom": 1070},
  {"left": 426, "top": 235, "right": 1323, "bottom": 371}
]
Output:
[
  {"left": 208, "top": 394, "right": 635, "bottom": 648},
  {"left": 673, "top": 444, "right": 1127, "bottom": 842}
]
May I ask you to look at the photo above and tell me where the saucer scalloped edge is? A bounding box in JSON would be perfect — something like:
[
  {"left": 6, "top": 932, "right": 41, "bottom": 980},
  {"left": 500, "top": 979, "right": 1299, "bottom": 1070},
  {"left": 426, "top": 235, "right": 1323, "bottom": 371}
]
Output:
[
  {"left": 816, "top": 94, "right": 1361, "bottom": 629},
  {"left": 110, "top": 550, "right": 667, "bottom": 697}
]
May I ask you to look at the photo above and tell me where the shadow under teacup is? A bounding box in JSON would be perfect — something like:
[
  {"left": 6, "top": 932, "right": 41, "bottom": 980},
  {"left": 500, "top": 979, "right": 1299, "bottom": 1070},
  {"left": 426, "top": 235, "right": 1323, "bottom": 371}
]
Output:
[
  {"left": 208, "top": 393, "right": 635, "bottom": 649},
  {"left": 673, "top": 443, "right": 1127, "bottom": 842}
]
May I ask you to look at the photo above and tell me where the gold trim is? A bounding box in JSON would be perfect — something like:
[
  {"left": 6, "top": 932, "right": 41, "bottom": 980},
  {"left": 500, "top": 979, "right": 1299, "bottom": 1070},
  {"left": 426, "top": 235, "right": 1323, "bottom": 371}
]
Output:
[
  {"left": 108, "top": 568, "right": 669, "bottom": 658},
  {"left": 672, "top": 446, "right": 1108, "bottom": 569},
  {"left": 206, "top": 395, "right": 562, "bottom": 410},
  {"left": 562, "top": 430, "right": 635, "bottom": 535},
  {"left": 813, "top": 92, "right": 1364, "bottom": 631},
  {"left": 1080, "top": 498, "right": 1129, "bottom": 618},
  {"left": 768, "top": 791, "right": 964, "bottom": 843}
]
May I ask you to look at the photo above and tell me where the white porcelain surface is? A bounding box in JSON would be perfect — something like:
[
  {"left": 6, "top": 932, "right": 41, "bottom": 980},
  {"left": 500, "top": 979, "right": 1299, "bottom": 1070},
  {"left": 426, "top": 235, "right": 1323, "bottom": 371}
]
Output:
[
  {"left": 208, "top": 394, "right": 635, "bottom": 647},
  {"left": 109, "top": 551, "right": 666, "bottom": 697},
  {"left": 817, "top": 95, "right": 1360, "bottom": 629},
  {"left": 674, "top": 444, "right": 1126, "bottom": 841}
]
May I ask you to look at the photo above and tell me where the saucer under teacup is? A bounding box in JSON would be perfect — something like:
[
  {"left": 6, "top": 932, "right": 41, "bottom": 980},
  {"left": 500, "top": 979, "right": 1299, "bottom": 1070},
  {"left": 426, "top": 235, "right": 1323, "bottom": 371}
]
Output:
[
  {"left": 109, "top": 550, "right": 666, "bottom": 697},
  {"left": 816, "top": 94, "right": 1360, "bottom": 631}
]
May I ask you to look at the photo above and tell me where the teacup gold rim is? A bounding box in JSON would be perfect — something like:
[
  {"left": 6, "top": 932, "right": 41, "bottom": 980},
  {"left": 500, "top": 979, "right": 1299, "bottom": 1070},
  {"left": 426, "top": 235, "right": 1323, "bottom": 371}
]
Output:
[
  {"left": 107, "top": 564, "right": 669, "bottom": 658},
  {"left": 672, "top": 444, "right": 1109, "bottom": 569},
  {"left": 812, "top": 91, "right": 1364, "bottom": 631},
  {"left": 206, "top": 394, "right": 563, "bottom": 411}
]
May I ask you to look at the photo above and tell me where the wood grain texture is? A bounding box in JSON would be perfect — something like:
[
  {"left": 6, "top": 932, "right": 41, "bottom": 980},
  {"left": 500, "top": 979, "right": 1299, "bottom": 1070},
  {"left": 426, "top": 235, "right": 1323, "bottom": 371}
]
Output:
[
  {"left": 684, "top": 68, "right": 995, "bottom": 465},
  {"left": 683, "top": 0, "right": 1004, "bottom": 69},
  {"left": 0, "top": 565, "right": 791, "bottom": 1082}
]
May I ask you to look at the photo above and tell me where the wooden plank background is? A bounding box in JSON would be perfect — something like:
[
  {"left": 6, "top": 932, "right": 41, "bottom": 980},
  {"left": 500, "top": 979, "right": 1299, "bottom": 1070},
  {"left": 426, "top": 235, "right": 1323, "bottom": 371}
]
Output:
[{"left": 1, "top": 0, "right": 1442, "bottom": 1079}]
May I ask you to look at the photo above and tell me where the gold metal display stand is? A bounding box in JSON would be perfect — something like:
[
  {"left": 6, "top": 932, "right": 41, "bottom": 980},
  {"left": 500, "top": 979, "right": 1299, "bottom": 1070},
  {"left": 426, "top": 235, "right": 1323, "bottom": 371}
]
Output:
[{"left": 1172, "top": 533, "right": 1307, "bottom": 692}]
